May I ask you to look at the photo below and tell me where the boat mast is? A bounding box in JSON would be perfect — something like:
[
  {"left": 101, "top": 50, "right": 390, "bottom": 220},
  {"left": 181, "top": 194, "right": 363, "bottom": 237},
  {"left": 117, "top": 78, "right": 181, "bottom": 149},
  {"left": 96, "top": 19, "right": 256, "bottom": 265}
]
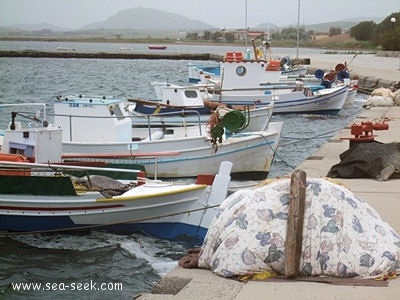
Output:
[
  {"left": 296, "top": 0, "right": 300, "bottom": 59},
  {"left": 245, "top": 0, "right": 248, "bottom": 49}
]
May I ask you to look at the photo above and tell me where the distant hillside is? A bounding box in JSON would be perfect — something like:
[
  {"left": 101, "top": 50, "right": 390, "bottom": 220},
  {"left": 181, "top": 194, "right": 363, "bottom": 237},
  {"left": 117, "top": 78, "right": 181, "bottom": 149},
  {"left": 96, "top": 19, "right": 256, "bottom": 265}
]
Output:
[
  {"left": 257, "top": 21, "right": 359, "bottom": 32},
  {"left": 305, "top": 21, "right": 358, "bottom": 32},
  {"left": 82, "top": 7, "right": 215, "bottom": 31},
  {"left": 258, "top": 17, "right": 383, "bottom": 32},
  {"left": 0, "top": 9, "right": 384, "bottom": 36}
]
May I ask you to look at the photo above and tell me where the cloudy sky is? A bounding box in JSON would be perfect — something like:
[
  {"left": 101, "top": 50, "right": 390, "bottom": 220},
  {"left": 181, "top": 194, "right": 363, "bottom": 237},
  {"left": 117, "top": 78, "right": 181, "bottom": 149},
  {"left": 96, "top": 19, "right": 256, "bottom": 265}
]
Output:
[{"left": 0, "top": 0, "right": 399, "bottom": 29}]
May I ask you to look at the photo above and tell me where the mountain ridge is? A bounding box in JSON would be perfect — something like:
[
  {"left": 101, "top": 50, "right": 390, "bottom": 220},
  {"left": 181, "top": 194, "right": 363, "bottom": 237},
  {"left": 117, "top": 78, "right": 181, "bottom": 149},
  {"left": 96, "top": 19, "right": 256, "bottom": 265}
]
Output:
[
  {"left": 82, "top": 7, "right": 215, "bottom": 31},
  {"left": 2, "top": 8, "right": 383, "bottom": 33}
]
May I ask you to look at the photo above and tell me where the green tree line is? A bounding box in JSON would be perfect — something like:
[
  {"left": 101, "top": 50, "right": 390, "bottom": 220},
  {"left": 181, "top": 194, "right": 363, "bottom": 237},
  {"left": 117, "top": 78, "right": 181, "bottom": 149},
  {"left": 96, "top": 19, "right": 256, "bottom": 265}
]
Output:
[
  {"left": 350, "top": 12, "right": 400, "bottom": 51},
  {"left": 186, "top": 12, "right": 399, "bottom": 51}
]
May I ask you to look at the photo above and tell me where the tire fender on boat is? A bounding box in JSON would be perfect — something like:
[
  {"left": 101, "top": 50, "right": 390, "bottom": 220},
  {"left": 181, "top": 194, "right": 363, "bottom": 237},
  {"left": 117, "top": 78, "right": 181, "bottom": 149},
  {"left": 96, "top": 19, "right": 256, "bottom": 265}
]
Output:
[
  {"left": 314, "top": 69, "right": 325, "bottom": 79},
  {"left": 337, "top": 70, "right": 350, "bottom": 81},
  {"left": 280, "top": 56, "right": 291, "bottom": 67},
  {"left": 321, "top": 80, "right": 332, "bottom": 89}
]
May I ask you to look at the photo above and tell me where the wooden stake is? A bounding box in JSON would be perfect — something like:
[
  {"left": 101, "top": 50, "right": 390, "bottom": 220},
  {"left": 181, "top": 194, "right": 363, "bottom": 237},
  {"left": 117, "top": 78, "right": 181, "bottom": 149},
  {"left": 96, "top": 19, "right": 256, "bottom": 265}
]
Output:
[{"left": 285, "top": 169, "right": 307, "bottom": 278}]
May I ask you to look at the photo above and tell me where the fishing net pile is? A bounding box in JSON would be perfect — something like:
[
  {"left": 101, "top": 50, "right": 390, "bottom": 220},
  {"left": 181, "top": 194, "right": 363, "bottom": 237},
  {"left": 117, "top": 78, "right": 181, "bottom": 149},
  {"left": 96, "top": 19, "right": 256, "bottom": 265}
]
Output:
[
  {"left": 327, "top": 141, "right": 400, "bottom": 180},
  {"left": 196, "top": 178, "right": 400, "bottom": 279}
]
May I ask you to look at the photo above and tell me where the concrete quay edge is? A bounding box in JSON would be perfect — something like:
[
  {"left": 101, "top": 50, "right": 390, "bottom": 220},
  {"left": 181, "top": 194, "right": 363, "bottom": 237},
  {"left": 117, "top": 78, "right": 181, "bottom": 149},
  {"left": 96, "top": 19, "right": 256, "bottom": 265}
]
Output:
[{"left": 136, "top": 106, "right": 400, "bottom": 300}]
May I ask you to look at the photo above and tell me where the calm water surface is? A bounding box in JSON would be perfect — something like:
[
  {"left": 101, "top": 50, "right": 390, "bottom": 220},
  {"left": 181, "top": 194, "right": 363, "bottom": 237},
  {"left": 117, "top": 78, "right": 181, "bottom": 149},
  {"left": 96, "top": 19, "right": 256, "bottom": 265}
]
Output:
[{"left": 0, "top": 41, "right": 366, "bottom": 299}]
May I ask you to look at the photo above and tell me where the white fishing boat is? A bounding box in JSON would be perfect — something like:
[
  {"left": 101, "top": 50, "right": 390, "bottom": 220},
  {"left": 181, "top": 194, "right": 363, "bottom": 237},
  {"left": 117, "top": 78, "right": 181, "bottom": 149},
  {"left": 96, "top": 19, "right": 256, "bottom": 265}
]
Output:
[
  {"left": 197, "top": 53, "right": 349, "bottom": 114},
  {"left": 2, "top": 98, "right": 283, "bottom": 180},
  {"left": 127, "top": 81, "right": 274, "bottom": 132},
  {"left": 187, "top": 45, "right": 307, "bottom": 83},
  {"left": 0, "top": 104, "right": 233, "bottom": 241}
]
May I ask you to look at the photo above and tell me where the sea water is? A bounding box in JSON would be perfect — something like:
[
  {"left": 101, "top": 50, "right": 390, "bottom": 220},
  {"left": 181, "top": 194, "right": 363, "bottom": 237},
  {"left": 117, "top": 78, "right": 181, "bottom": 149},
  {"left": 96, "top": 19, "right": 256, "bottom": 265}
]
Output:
[{"left": 0, "top": 41, "right": 366, "bottom": 299}]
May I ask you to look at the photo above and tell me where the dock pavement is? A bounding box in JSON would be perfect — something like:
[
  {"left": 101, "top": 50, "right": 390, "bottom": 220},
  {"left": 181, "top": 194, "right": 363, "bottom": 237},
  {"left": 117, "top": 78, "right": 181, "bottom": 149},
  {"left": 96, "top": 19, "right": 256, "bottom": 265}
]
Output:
[
  {"left": 136, "top": 106, "right": 400, "bottom": 300},
  {"left": 137, "top": 55, "right": 400, "bottom": 300}
]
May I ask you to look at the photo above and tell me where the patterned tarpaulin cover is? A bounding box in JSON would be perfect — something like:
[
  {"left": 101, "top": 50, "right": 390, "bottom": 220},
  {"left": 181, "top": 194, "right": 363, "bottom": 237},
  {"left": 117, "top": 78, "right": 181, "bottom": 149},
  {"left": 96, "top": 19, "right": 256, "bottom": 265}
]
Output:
[{"left": 198, "top": 178, "right": 400, "bottom": 279}]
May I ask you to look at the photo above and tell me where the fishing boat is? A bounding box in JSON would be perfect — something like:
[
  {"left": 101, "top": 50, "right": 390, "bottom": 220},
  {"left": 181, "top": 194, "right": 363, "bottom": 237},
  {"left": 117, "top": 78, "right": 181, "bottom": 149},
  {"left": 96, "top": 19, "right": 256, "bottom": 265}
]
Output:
[
  {"left": 196, "top": 52, "right": 349, "bottom": 115},
  {"left": 188, "top": 62, "right": 221, "bottom": 83},
  {"left": 2, "top": 99, "right": 283, "bottom": 180},
  {"left": 188, "top": 59, "right": 307, "bottom": 83},
  {"left": 128, "top": 81, "right": 274, "bottom": 132},
  {"left": 313, "top": 63, "right": 359, "bottom": 106},
  {"left": 187, "top": 44, "right": 307, "bottom": 84},
  {"left": 0, "top": 106, "right": 233, "bottom": 241}
]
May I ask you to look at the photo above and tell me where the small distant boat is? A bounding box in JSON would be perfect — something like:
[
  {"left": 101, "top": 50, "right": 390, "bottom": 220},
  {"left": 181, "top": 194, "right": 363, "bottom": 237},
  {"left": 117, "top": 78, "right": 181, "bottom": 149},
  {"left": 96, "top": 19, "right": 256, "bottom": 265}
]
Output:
[{"left": 148, "top": 45, "right": 167, "bottom": 50}]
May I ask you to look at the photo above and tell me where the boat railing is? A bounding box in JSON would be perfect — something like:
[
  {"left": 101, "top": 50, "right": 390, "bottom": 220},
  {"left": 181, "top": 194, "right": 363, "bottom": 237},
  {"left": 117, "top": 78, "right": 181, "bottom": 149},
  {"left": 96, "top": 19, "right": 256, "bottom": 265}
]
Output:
[
  {"left": 1, "top": 101, "right": 205, "bottom": 141},
  {"left": 0, "top": 103, "right": 48, "bottom": 130},
  {"left": 0, "top": 151, "right": 181, "bottom": 180},
  {"left": 49, "top": 108, "right": 204, "bottom": 140},
  {"left": 61, "top": 151, "right": 182, "bottom": 180},
  {"left": 131, "top": 109, "right": 204, "bottom": 137},
  {"left": 210, "top": 84, "right": 299, "bottom": 93}
]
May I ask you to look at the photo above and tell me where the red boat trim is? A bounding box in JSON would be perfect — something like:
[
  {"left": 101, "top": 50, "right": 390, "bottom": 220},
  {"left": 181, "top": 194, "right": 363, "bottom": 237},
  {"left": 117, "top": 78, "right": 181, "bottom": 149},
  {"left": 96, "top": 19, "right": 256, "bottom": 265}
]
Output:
[{"left": 0, "top": 204, "right": 124, "bottom": 211}]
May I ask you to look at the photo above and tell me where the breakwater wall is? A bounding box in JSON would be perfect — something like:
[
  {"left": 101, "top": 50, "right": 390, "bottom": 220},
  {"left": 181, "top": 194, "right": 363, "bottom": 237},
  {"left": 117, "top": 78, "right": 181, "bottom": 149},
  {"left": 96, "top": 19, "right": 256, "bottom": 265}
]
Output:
[{"left": 0, "top": 50, "right": 223, "bottom": 61}]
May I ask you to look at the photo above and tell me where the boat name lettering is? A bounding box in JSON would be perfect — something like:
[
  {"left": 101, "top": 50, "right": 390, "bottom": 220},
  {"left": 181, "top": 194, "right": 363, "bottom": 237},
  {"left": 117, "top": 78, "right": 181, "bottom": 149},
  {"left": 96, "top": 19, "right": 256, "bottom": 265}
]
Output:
[{"left": 68, "top": 103, "right": 94, "bottom": 108}]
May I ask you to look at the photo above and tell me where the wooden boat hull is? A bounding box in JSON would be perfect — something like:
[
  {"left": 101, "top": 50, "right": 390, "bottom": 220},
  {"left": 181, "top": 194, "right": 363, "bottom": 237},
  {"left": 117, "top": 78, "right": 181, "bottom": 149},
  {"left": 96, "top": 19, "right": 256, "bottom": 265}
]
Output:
[{"left": 0, "top": 175, "right": 220, "bottom": 241}]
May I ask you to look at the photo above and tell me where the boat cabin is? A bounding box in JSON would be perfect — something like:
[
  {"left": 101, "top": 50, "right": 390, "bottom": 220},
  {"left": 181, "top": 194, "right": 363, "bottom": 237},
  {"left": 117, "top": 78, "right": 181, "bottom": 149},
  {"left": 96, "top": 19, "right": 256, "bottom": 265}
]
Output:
[
  {"left": 151, "top": 82, "right": 208, "bottom": 107},
  {"left": 53, "top": 96, "right": 133, "bottom": 144},
  {"left": 1, "top": 124, "right": 62, "bottom": 163}
]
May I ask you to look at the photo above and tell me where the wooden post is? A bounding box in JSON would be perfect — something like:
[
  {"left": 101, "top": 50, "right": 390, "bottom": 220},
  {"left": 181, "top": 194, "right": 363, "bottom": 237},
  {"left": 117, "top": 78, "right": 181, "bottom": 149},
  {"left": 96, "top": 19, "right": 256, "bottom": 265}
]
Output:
[{"left": 285, "top": 169, "right": 307, "bottom": 278}]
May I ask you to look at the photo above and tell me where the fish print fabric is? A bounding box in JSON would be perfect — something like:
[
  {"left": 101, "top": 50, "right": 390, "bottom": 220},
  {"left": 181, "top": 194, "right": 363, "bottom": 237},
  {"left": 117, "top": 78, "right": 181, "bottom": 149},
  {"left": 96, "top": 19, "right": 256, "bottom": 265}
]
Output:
[{"left": 198, "top": 178, "right": 400, "bottom": 278}]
